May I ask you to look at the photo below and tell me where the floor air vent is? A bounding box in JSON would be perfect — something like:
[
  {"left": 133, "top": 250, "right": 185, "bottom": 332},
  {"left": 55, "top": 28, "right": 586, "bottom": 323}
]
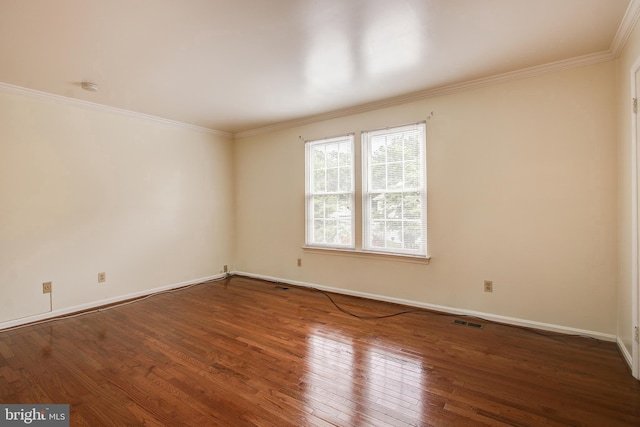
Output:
[{"left": 452, "top": 319, "right": 483, "bottom": 329}]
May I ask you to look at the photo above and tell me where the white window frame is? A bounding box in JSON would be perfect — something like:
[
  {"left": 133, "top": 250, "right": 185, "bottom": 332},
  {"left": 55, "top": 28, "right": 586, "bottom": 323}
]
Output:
[
  {"left": 305, "top": 134, "right": 355, "bottom": 249},
  {"left": 361, "top": 122, "right": 427, "bottom": 257}
]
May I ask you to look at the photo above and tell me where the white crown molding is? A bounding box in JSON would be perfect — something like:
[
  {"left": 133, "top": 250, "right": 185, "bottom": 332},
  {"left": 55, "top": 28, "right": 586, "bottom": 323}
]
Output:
[
  {"left": 235, "top": 1, "right": 640, "bottom": 140},
  {"left": 4, "top": 1, "right": 638, "bottom": 141},
  {"left": 611, "top": 0, "right": 640, "bottom": 56},
  {"left": 234, "top": 50, "right": 616, "bottom": 139},
  {"left": 0, "top": 82, "right": 232, "bottom": 138}
]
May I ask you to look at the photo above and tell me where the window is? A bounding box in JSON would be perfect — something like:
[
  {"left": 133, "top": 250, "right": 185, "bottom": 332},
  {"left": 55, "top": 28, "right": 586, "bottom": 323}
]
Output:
[
  {"left": 304, "top": 122, "right": 428, "bottom": 259},
  {"left": 362, "top": 122, "right": 427, "bottom": 257},
  {"left": 305, "top": 134, "right": 355, "bottom": 249}
]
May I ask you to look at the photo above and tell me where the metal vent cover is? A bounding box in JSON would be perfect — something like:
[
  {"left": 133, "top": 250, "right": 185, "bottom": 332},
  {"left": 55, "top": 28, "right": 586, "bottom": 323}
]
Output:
[{"left": 452, "top": 319, "right": 483, "bottom": 329}]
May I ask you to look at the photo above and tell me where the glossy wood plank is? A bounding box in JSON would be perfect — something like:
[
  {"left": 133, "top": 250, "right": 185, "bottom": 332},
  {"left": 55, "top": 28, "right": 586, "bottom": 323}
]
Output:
[{"left": 1, "top": 276, "right": 639, "bottom": 426}]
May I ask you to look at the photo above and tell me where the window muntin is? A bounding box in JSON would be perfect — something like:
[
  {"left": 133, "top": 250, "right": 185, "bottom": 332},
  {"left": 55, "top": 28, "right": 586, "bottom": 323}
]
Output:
[
  {"left": 305, "top": 134, "right": 355, "bottom": 249},
  {"left": 362, "top": 122, "right": 427, "bottom": 257}
]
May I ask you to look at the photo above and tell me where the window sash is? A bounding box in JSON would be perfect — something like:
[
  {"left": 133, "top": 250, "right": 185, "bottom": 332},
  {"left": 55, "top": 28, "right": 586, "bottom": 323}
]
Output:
[
  {"left": 305, "top": 134, "right": 355, "bottom": 249},
  {"left": 362, "top": 122, "right": 427, "bottom": 256}
]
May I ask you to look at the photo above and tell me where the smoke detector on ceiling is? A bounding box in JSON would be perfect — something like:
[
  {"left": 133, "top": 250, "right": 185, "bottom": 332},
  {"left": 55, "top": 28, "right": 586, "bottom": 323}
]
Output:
[{"left": 81, "top": 81, "right": 99, "bottom": 92}]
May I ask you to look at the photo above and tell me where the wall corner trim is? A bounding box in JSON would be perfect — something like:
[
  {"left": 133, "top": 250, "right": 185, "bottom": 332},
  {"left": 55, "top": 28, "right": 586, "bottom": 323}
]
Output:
[{"left": 617, "top": 336, "right": 634, "bottom": 371}]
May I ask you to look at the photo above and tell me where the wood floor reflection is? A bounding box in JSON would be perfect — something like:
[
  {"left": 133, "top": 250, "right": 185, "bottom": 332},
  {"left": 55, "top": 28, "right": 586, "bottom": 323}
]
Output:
[{"left": 1, "top": 276, "right": 639, "bottom": 426}]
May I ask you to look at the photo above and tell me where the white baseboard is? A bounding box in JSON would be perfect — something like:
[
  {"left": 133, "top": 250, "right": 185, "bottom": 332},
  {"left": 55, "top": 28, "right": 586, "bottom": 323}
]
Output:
[
  {"left": 617, "top": 336, "right": 634, "bottom": 371},
  {"left": 235, "top": 271, "right": 617, "bottom": 342},
  {"left": 2, "top": 270, "right": 619, "bottom": 345},
  {"left": 0, "top": 273, "right": 225, "bottom": 331}
]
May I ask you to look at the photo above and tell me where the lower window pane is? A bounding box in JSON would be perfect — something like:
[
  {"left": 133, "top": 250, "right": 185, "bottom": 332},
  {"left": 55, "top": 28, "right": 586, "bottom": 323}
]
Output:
[
  {"left": 338, "top": 220, "right": 351, "bottom": 245},
  {"left": 313, "top": 220, "right": 325, "bottom": 243},
  {"left": 310, "top": 194, "right": 353, "bottom": 247},
  {"left": 338, "top": 195, "right": 351, "bottom": 218},
  {"left": 403, "top": 193, "right": 421, "bottom": 219},
  {"left": 325, "top": 220, "right": 337, "bottom": 243},
  {"left": 385, "top": 193, "right": 402, "bottom": 219},
  {"left": 386, "top": 221, "right": 403, "bottom": 248},
  {"left": 325, "top": 195, "right": 337, "bottom": 218},
  {"left": 371, "top": 221, "right": 385, "bottom": 248},
  {"left": 403, "top": 221, "right": 422, "bottom": 250},
  {"left": 370, "top": 194, "right": 385, "bottom": 219}
]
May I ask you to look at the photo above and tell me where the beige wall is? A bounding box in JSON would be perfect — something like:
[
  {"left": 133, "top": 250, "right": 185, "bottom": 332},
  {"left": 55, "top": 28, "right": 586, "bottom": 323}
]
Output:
[
  {"left": 0, "top": 48, "right": 624, "bottom": 340},
  {"left": 234, "top": 61, "right": 618, "bottom": 335},
  {"left": 0, "top": 90, "right": 235, "bottom": 324},
  {"left": 616, "top": 18, "right": 640, "bottom": 357}
]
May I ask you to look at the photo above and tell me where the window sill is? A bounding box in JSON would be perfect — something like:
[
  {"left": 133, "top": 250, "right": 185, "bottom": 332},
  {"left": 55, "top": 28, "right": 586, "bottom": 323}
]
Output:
[{"left": 301, "top": 246, "right": 431, "bottom": 264}]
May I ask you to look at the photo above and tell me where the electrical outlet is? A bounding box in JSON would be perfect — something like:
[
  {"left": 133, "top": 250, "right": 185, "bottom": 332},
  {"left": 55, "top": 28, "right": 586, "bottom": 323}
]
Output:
[
  {"left": 98, "top": 272, "right": 106, "bottom": 283},
  {"left": 42, "top": 282, "right": 52, "bottom": 294},
  {"left": 484, "top": 280, "right": 493, "bottom": 292},
  {"left": 297, "top": 258, "right": 302, "bottom": 267},
  {"left": 223, "top": 265, "right": 228, "bottom": 273}
]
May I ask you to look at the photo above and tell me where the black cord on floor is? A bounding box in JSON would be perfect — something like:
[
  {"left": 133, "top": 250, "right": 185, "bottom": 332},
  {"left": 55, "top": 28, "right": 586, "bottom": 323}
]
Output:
[
  {"left": 305, "top": 285, "right": 605, "bottom": 347},
  {"left": 312, "top": 287, "right": 428, "bottom": 319}
]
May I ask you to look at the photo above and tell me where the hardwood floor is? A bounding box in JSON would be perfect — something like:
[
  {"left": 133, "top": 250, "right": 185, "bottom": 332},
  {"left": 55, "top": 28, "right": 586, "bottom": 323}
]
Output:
[{"left": 1, "top": 275, "right": 639, "bottom": 426}]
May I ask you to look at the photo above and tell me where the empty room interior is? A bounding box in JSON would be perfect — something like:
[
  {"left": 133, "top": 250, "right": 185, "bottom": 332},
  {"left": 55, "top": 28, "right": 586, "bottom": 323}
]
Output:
[{"left": 2, "top": 0, "right": 640, "bottom": 425}]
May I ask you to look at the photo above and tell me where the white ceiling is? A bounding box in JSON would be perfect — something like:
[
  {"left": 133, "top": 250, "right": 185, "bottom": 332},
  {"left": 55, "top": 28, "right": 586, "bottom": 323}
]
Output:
[{"left": 0, "top": 0, "right": 635, "bottom": 135}]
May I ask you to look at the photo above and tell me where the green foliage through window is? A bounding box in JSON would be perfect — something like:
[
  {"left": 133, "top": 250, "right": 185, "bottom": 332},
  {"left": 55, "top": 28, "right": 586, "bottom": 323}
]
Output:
[
  {"left": 306, "top": 135, "right": 354, "bottom": 248},
  {"left": 305, "top": 122, "right": 427, "bottom": 257},
  {"left": 363, "top": 122, "right": 427, "bottom": 256}
]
